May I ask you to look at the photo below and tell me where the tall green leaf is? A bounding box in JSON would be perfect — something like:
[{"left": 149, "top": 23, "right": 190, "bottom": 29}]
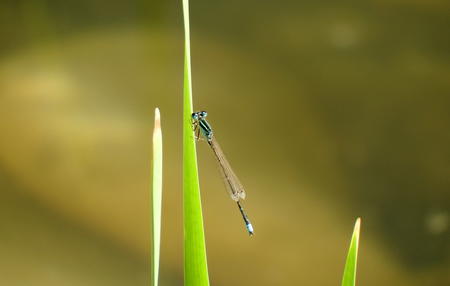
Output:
[
  {"left": 342, "top": 218, "right": 361, "bottom": 286},
  {"left": 182, "top": 0, "right": 210, "bottom": 285},
  {"left": 151, "top": 108, "right": 163, "bottom": 286}
]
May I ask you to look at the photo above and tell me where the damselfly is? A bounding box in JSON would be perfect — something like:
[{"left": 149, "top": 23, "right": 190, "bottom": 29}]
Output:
[{"left": 192, "top": 111, "right": 254, "bottom": 236}]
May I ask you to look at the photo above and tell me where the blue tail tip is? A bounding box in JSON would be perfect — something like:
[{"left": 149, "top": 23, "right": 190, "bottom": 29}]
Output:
[{"left": 247, "top": 224, "right": 254, "bottom": 236}]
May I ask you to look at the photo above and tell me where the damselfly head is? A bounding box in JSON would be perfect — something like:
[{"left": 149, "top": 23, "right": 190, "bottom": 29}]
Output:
[{"left": 192, "top": 111, "right": 208, "bottom": 120}]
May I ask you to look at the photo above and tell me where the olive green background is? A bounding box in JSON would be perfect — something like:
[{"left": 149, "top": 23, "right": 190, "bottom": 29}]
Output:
[{"left": 0, "top": 1, "right": 448, "bottom": 285}]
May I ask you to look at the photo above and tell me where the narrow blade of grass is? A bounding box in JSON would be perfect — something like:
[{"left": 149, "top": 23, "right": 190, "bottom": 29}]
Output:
[
  {"left": 182, "top": 0, "right": 210, "bottom": 285},
  {"left": 341, "top": 218, "right": 361, "bottom": 286},
  {"left": 151, "top": 108, "right": 163, "bottom": 286}
]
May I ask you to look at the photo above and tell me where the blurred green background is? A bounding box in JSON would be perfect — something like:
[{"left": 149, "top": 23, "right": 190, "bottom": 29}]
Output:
[{"left": 0, "top": 0, "right": 449, "bottom": 285}]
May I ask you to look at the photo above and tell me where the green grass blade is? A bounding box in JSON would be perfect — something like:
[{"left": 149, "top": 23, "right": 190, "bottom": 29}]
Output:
[
  {"left": 341, "top": 218, "right": 361, "bottom": 286},
  {"left": 182, "top": 0, "right": 210, "bottom": 285},
  {"left": 151, "top": 108, "right": 163, "bottom": 286}
]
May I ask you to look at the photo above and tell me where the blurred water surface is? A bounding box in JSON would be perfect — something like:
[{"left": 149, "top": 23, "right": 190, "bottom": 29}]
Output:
[{"left": 0, "top": 1, "right": 448, "bottom": 285}]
